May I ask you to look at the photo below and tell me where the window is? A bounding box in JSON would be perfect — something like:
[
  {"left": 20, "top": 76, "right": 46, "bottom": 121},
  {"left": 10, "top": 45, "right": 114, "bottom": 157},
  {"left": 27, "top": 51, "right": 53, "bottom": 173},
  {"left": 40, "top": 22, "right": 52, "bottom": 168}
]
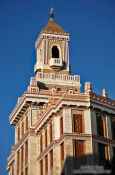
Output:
[
  {"left": 45, "top": 128, "right": 47, "bottom": 148},
  {"left": 25, "top": 167, "right": 28, "bottom": 175},
  {"left": 25, "top": 142, "right": 28, "bottom": 165},
  {"left": 21, "top": 146, "right": 24, "bottom": 171},
  {"left": 73, "top": 140, "right": 84, "bottom": 158},
  {"left": 45, "top": 155, "right": 48, "bottom": 173},
  {"left": 40, "top": 134, "right": 43, "bottom": 153},
  {"left": 50, "top": 122, "right": 53, "bottom": 143},
  {"left": 22, "top": 122, "right": 24, "bottom": 136},
  {"left": 111, "top": 117, "right": 115, "bottom": 139},
  {"left": 60, "top": 117, "right": 63, "bottom": 136},
  {"left": 97, "top": 114, "right": 107, "bottom": 137},
  {"left": 113, "top": 147, "right": 115, "bottom": 157},
  {"left": 52, "top": 46, "right": 59, "bottom": 58},
  {"left": 17, "top": 126, "right": 20, "bottom": 141},
  {"left": 98, "top": 143, "right": 109, "bottom": 168},
  {"left": 73, "top": 114, "right": 83, "bottom": 133},
  {"left": 50, "top": 150, "right": 53, "bottom": 167},
  {"left": 57, "top": 87, "right": 61, "bottom": 91},
  {"left": 60, "top": 142, "right": 64, "bottom": 168},
  {"left": 73, "top": 140, "right": 85, "bottom": 169},
  {"left": 26, "top": 116, "right": 28, "bottom": 130},
  {"left": 40, "top": 160, "right": 43, "bottom": 175}
]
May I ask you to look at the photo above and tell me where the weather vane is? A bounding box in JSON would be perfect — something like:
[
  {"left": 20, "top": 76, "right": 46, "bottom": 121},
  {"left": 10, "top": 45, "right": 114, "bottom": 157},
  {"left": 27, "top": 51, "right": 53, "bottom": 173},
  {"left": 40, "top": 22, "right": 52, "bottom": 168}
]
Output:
[{"left": 49, "top": 0, "right": 54, "bottom": 20}]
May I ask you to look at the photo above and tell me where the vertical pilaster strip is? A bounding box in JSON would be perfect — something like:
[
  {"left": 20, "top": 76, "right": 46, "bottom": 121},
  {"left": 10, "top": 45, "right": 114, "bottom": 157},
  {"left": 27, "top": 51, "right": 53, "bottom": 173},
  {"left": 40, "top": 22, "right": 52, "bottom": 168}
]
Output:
[
  {"left": 45, "top": 39, "right": 48, "bottom": 64},
  {"left": 42, "top": 39, "right": 45, "bottom": 65},
  {"left": 44, "top": 40, "right": 46, "bottom": 64},
  {"left": 84, "top": 109, "right": 92, "bottom": 134},
  {"left": 63, "top": 107, "right": 72, "bottom": 133},
  {"left": 62, "top": 41, "right": 65, "bottom": 61},
  {"left": 64, "top": 41, "right": 66, "bottom": 63},
  {"left": 53, "top": 116, "right": 60, "bottom": 140},
  {"left": 66, "top": 42, "right": 69, "bottom": 66},
  {"left": 67, "top": 41, "right": 69, "bottom": 70}
]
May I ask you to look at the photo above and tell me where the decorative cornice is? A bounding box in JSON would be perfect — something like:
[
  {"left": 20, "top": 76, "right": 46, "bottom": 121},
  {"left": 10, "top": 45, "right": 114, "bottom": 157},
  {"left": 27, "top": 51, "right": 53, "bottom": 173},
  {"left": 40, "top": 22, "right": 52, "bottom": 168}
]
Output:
[
  {"left": 37, "top": 133, "right": 92, "bottom": 161},
  {"left": 92, "top": 134, "right": 115, "bottom": 146},
  {"left": 35, "top": 33, "right": 69, "bottom": 49},
  {"left": 35, "top": 94, "right": 90, "bottom": 133},
  {"left": 9, "top": 93, "right": 49, "bottom": 125},
  {"left": 90, "top": 92, "right": 115, "bottom": 107}
]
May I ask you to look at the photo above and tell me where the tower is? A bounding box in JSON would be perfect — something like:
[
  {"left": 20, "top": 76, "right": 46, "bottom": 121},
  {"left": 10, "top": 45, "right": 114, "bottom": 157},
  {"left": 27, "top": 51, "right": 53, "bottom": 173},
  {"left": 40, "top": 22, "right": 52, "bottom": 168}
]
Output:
[
  {"left": 7, "top": 8, "right": 115, "bottom": 175},
  {"left": 34, "top": 8, "right": 69, "bottom": 74}
]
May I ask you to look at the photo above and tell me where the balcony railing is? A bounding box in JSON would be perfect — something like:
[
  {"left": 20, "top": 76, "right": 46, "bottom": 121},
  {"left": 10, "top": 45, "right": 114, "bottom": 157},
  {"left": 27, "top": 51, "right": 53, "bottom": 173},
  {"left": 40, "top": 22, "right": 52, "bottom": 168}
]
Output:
[
  {"left": 50, "top": 58, "right": 63, "bottom": 68},
  {"left": 35, "top": 72, "right": 80, "bottom": 86}
]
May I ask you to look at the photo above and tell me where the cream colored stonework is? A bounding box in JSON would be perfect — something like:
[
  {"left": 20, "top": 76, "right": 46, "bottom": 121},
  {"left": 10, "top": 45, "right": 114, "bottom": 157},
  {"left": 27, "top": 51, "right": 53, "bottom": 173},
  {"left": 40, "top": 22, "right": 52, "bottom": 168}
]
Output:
[{"left": 7, "top": 13, "right": 115, "bottom": 175}]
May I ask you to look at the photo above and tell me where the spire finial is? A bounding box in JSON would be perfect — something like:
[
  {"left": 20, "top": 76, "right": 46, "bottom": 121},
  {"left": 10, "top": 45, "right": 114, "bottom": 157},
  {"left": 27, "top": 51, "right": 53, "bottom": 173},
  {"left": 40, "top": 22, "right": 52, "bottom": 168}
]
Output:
[{"left": 49, "top": 7, "right": 54, "bottom": 20}]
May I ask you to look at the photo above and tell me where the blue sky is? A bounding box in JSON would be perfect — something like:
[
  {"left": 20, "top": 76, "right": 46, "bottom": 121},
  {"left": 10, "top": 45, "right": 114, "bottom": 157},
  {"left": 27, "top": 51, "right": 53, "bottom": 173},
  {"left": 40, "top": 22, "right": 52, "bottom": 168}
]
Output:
[{"left": 0, "top": 0, "right": 115, "bottom": 174}]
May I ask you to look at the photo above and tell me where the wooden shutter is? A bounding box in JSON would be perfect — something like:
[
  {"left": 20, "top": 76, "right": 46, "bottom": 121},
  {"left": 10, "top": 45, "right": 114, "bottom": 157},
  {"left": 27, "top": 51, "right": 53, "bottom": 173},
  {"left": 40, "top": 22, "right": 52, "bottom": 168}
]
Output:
[
  {"left": 50, "top": 150, "right": 53, "bottom": 167},
  {"left": 61, "top": 142, "right": 64, "bottom": 168},
  {"left": 25, "top": 142, "right": 28, "bottom": 165},
  {"left": 40, "top": 160, "right": 43, "bottom": 175},
  {"left": 21, "top": 146, "right": 24, "bottom": 170},
  {"left": 60, "top": 117, "right": 63, "bottom": 136},
  {"left": 22, "top": 122, "right": 24, "bottom": 136},
  {"left": 50, "top": 122, "right": 53, "bottom": 143},
  {"left": 40, "top": 134, "right": 43, "bottom": 153},
  {"left": 17, "top": 151, "right": 20, "bottom": 175},
  {"left": 45, "top": 155, "right": 48, "bottom": 173},
  {"left": 74, "top": 140, "right": 84, "bottom": 158},
  {"left": 25, "top": 167, "right": 28, "bottom": 175},
  {"left": 18, "top": 127, "right": 20, "bottom": 141},
  {"left": 26, "top": 116, "right": 28, "bottom": 130},
  {"left": 73, "top": 114, "right": 83, "bottom": 133},
  {"left": 45, "top": 129, "right": 47, "bottom": 148}
]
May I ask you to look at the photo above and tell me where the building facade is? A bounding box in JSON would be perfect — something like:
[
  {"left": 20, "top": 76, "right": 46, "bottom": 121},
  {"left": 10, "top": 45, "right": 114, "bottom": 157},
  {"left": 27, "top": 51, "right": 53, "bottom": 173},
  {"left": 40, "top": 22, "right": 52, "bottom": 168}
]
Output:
[{"left": 7, "top": 9, "right": 115, "bottom": 175}]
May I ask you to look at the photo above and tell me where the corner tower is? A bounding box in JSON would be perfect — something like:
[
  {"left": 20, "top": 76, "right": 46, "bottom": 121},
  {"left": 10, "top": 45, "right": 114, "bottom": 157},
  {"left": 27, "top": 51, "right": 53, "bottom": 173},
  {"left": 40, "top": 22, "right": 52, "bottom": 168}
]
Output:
[{"left": 34, "top": 8, "right": 70, "bottom": 74}]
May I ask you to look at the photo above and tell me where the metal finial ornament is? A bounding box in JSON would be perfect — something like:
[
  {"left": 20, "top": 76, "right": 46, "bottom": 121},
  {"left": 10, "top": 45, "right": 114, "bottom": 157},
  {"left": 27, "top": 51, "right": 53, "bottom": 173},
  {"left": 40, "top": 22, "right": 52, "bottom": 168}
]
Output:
[{"left": 49, "top": 7, "right": 54, "bottom": 20}]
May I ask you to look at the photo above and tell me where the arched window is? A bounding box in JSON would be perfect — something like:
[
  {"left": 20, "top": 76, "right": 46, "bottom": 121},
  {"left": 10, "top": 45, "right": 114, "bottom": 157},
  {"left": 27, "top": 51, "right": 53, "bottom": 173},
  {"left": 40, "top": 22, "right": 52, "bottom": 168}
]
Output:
[{"left": 52, "top": 46, "right": 59, "bottom": 58}]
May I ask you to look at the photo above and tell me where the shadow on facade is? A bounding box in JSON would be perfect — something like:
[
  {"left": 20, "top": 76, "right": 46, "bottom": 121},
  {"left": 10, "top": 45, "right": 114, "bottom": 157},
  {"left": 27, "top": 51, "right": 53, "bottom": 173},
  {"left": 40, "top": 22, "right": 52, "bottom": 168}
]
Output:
[
  {"left": 61, "top": 154, "right": 114, "bottom": 175},
  {"left": 37, "top": 82, "right": 48, "bottom": 90}
]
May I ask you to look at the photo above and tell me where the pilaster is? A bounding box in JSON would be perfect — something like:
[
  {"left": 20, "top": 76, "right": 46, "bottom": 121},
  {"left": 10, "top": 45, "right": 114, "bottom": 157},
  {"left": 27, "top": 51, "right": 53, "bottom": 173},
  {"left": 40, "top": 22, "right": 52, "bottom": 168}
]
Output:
[{"left": 63, "top": 108, "right": 72, "bottom": 133}]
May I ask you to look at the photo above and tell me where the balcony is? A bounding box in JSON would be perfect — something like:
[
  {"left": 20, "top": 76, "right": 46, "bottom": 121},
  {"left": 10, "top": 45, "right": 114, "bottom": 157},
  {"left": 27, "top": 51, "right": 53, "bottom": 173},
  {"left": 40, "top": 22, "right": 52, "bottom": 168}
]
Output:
[
  {"left": 50, "top": 58, "right": 63, "bottom": 69},
  {"left": 35, "top": 72, "right": 80, "bottom": 87}
]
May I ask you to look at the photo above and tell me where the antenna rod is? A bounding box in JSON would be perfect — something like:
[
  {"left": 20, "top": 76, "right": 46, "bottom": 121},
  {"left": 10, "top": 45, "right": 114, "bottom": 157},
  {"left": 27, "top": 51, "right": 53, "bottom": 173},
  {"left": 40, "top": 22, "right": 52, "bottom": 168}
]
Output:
[
  {"left": 49, "top": 0, "right": 54, "bottom": 20},
  {"left": 50, "top": 0, "right": 53, "bottom": 8}
]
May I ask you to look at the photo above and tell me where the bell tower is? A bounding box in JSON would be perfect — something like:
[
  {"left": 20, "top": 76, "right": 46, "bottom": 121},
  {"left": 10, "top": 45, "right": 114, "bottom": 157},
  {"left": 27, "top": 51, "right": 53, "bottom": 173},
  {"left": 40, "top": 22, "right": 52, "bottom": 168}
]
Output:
[{"left": 34, "top": 8, "right": 70, "bottom": 75}]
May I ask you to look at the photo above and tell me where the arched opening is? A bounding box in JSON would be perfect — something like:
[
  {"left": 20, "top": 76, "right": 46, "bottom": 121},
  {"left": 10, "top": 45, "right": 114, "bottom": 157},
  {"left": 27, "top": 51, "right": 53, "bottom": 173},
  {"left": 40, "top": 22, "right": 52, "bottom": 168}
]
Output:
[{"left": 52, "top": 46, "right": 59, "bottom": 58}]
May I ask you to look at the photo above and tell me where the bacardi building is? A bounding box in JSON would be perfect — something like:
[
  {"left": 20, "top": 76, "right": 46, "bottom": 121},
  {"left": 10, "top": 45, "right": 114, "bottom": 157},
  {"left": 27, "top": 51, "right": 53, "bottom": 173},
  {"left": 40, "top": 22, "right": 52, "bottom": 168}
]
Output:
[{"left": 7, "top": 9, "right": 115, "bottom": 175}]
